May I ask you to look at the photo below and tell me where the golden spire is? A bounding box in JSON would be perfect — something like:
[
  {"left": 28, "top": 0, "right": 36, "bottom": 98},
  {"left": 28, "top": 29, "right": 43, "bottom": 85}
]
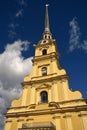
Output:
[
  {"left": 44, "top": 4, "right": 50, "bottom": 33},
  {"left": 43, "top": 4, "right": 52, "bottom": 40}
]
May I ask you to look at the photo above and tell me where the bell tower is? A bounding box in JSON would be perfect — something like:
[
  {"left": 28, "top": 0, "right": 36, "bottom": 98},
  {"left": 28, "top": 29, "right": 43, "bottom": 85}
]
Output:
[{"left": 4, "top": 4, "right": 87, "bottom": 130}]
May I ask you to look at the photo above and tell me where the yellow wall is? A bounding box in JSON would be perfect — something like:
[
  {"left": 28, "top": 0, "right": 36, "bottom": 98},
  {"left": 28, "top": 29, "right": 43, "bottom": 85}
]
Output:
[{"left": 4, "top": 27, "right": 87, "bottom": 130}]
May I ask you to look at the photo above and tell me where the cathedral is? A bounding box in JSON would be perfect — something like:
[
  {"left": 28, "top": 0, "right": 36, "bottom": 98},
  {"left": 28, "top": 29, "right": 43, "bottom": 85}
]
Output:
[{"left": 4, "top": 5, "right": 87, "bottom": 130}]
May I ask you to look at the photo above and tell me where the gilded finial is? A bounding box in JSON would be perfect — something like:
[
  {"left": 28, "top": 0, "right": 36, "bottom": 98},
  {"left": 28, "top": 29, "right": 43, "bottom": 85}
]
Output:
[{"left": 46, "top": 4, "right": 49, "bottom": 7}]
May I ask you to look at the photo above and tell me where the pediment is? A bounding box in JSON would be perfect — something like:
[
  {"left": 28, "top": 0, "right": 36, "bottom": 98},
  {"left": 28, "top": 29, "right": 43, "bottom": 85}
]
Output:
[{"left": 36, "top": 83, "right": 51, "bottom": 90}]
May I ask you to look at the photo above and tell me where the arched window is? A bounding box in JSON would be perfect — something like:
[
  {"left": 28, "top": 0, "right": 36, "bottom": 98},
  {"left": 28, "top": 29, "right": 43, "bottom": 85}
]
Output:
[
  {"left": 48, "top": 36, "right": 50, "bottom": 39},
  {"left": 42, "top": 49, "right": 47, "bottom": 55},
  {"left": 42, "top": 67, "right": 47, "bottom": 76},
  {"left": 40, "top": 91, "right": 48, "bottom": 103},
  {"left": 45, "top": 35, "right": 47, "bottom": 39}
]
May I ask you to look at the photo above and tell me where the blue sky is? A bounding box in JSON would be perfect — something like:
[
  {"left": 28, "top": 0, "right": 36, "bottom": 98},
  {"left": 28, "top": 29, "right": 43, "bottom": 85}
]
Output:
[{"left": 0, "top": 0, "right": 87, "bottom": 130}]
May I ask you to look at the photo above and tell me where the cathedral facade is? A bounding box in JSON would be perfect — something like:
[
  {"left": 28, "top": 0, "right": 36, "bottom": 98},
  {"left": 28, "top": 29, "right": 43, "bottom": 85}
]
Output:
[{"left": 4, "top": 5, "right": 87, "bottom": 130}]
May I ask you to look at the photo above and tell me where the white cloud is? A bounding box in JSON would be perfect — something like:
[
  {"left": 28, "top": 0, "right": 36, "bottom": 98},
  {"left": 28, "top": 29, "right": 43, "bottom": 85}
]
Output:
[
  {"left": 16, "top": 9, "right": 23, "bottom": 17},
  {"left": 8, "top": 23, "right": 15, "bottom": 29},
  {"left": 8, "top": 30, "right": 17, "bottom": 39},
  {"left": 69, "top": 17, "right": 87, "bottom": 52},
  {"left": 9, "top": 23, "right": 19, "bottom": 29},
  {"left": 18, "top": 0, "right": 27, "bottom": 6},
  {"left": 8, "top": 23, "right": 19, "bottom": 39},
  {"left": 0, "top": 40, "right": 32, "bottom": 127},
  {"left": 8, "top": 0, "right": 27, "bottom": 39},
  {"left": 69, "top": 17, "right": 81, "bottom": 52},
  {"left": 82, "top": 40, "right": 87, "bottom": 51}
]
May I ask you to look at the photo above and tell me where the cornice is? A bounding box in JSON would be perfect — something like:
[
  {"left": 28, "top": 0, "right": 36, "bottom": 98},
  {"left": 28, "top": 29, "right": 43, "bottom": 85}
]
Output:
[
  {"left": 7, "top": 104, "right": 36, "bottom": 110},
  {"left": 5, "top": 104, "right": 87, "bottom": 118},
  {"left": 33, "top": 39, "right": 55, "bottom": 48},
  {"left": 7, "top": 99, "right": 87, "bottom": 110},
  {"left": 32, "top": 52, "right": 58, "bottom": 63},
  {"left": 22, "top": 74, "right": 69, "bottom": 86}
]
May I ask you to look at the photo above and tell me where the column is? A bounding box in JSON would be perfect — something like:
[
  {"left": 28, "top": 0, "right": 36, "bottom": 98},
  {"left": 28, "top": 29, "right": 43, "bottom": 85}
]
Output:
[
  {"left": 51, "top": 57, "right": 56, "bottom": 74},
  {"left": 48, "top": 88, "right": 51, "bottom": 102},
  {"left": 36, "top": 91, "right": 40, "bottom": 104},
  {"left": 53, "top": 116, "right": 61, "bottom": 130},
  {"left": 10, "top": 119, "right": 18, "bottom": 130},
  {"left": 33, "top": 62, "right": 38, "bottom": 77},
  {"left": 62, "top": 80, "right": 69, "bottom": 100},
  {"left": 79, "top": 112, "right": 87, "bottom": 130},
  {"left": 21, "top": 86, "right": 28, "bottom": 106},
  {"left": 30, "top": 87, "right": 35, "bottom": 104},
  {"left": 4, "top": 120, "right": 12, "bottom": 130},
  {"left": 16, "top": 118, "right": 24, "bottom": 130},
  {"left": 52, "top": 81, "right": 59, "bottom": 102},
  {"left": 64, "top": 114, "right": 73, "bottom": 130}
]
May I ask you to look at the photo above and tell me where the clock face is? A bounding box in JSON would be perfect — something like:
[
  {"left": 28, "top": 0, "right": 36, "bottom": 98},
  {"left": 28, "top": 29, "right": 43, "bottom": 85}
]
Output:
[
  {"left": 40, "top": 39, "right": 50, "bottom": 44},
  {"left": 40, "top": 40, "right": 47, "bottom": 44},
  {"left": 43, "top": 40, "right": 46, "bottom": 43}
]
